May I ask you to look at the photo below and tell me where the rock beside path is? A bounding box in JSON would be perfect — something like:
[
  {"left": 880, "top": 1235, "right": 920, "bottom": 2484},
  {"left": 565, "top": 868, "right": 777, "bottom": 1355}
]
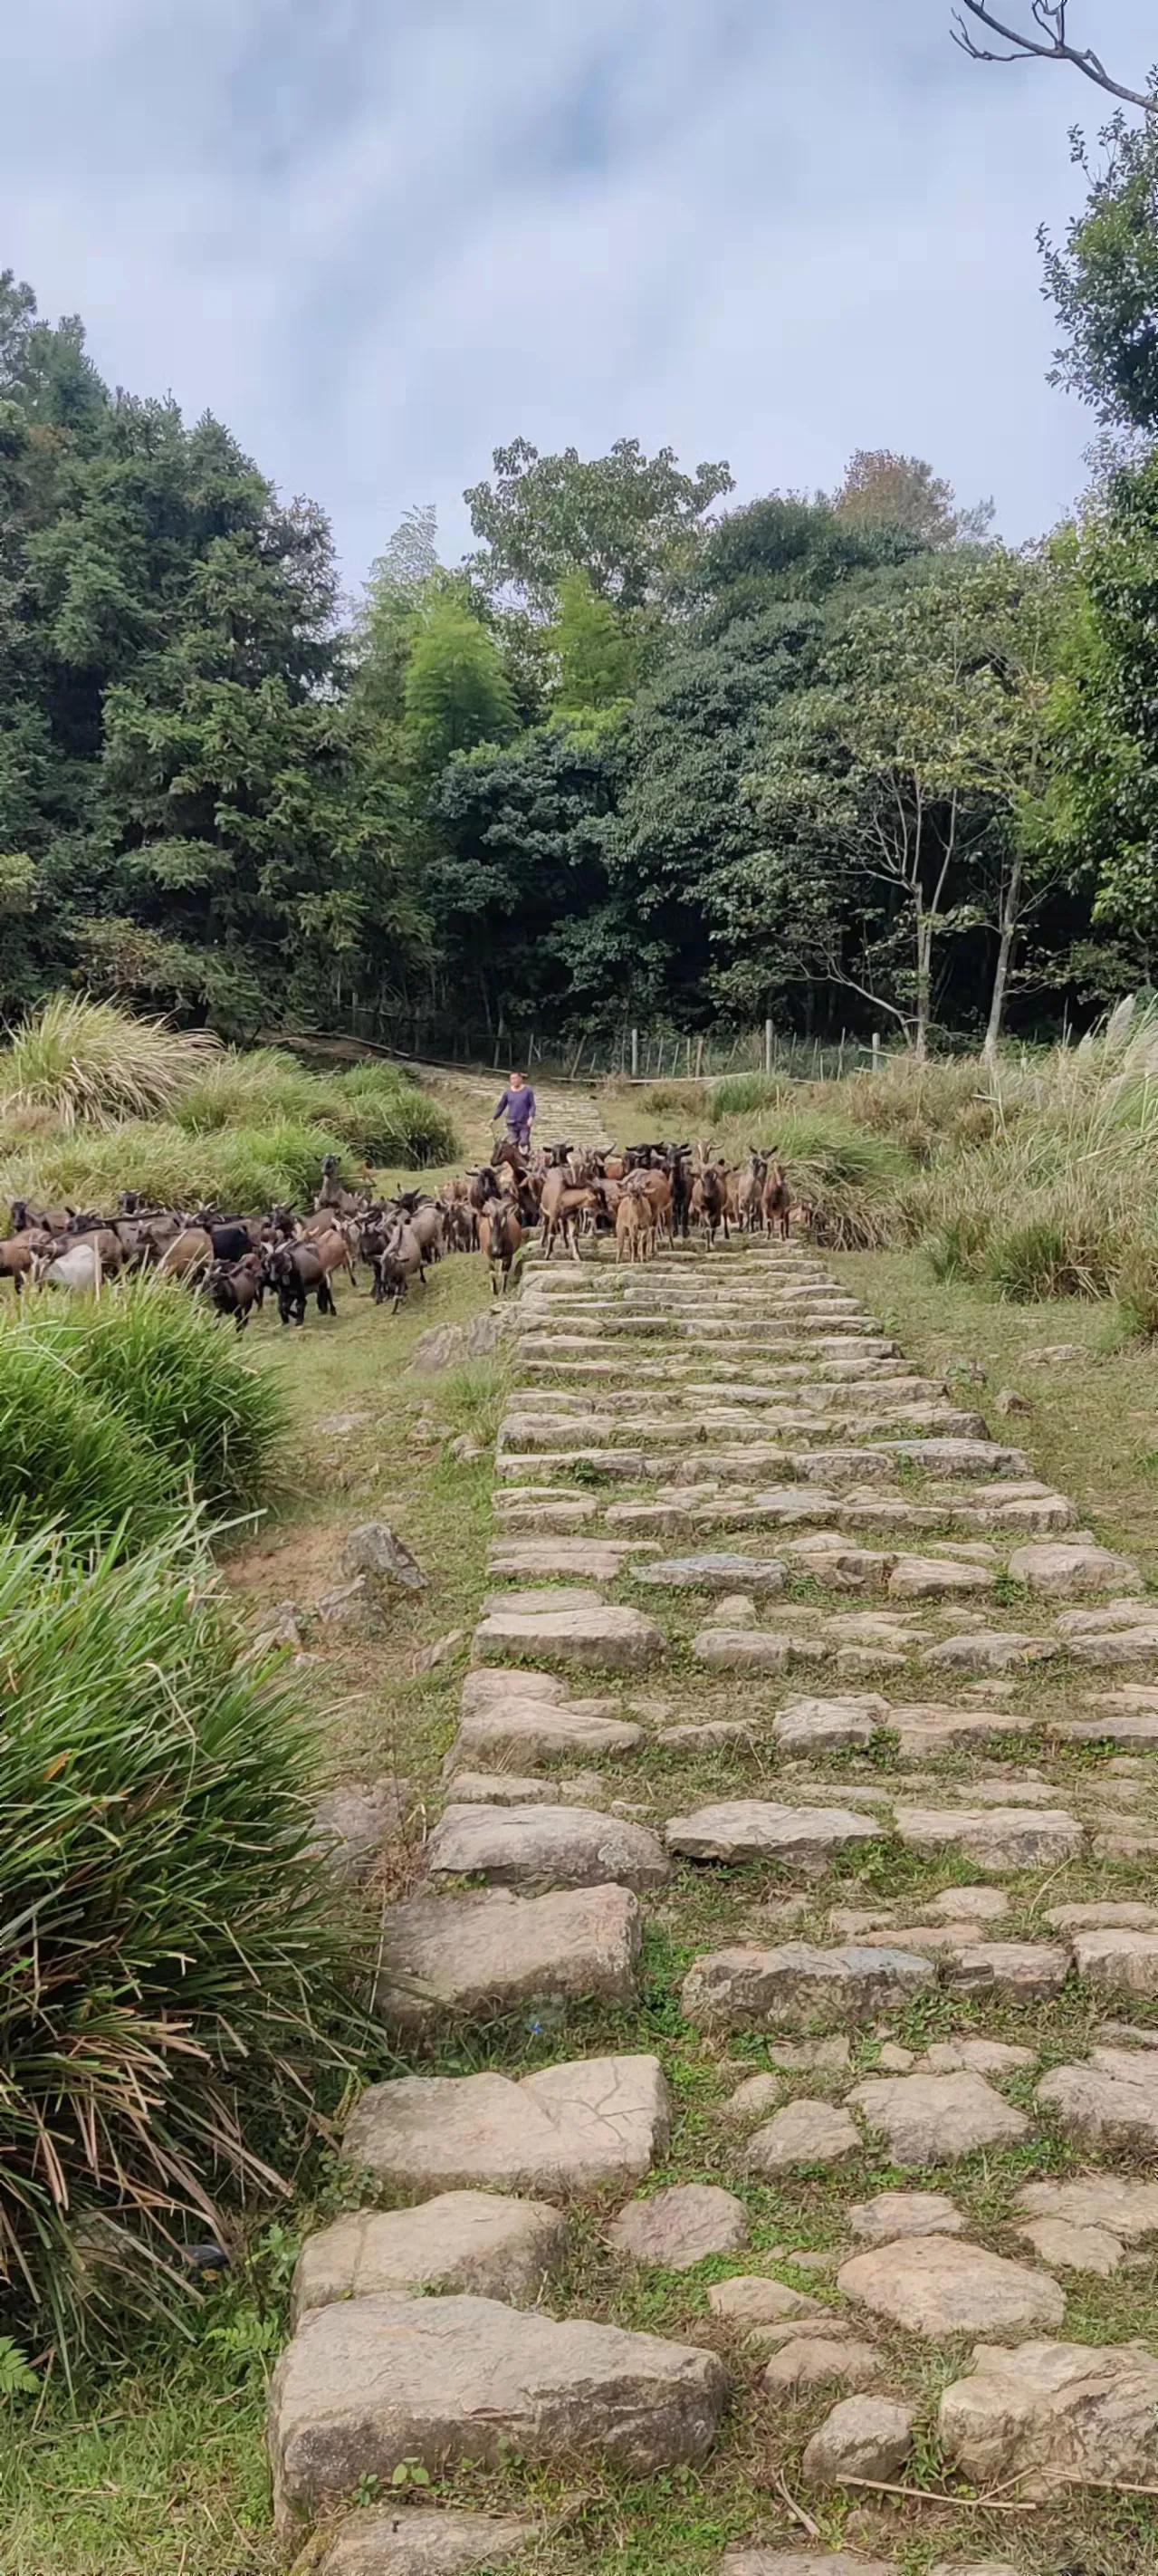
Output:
[
  {"left": 1008, "top": 1538, "right": 1141, "bottom": 1596},
  {"left": 1038, "top": 2045, "right": 1158, "bottom": 2151},
  {"left": 270, "top": 2293, "right": 727, "bottom": 2529},
  {"left": 839, "top": 2235, "right": 1063, "bottom": 2339},
  {"left": 939, "top": 2335, "right": 1158, "bottom": 2495}
]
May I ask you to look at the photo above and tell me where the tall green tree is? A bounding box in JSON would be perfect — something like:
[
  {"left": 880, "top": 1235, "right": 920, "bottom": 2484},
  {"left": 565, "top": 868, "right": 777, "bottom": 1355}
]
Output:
[
  {"left": 464, "top": 436, "right": 732, "bottom": 614},
  {"left": 1041, "top": 113, "right": 1158, "bottom": 436},
  {"left": 833, "top": 449, "right": 993, "bottom": 547},
  {"left": 546, "top": 572, "right": 639, "bottom": 726},
  {"left": 403, "top": 599, "right": 518, "bottom": 770}
]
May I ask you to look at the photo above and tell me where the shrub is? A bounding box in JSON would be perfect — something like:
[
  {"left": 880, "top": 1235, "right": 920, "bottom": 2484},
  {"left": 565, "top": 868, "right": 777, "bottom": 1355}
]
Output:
[
  {"left": 708, "top": 1072, "right": 792, "bottom": 1121},
  {"left": 61, "top": 1280, "right": 286, "bottom": 1514},
  {"left": 1113, "top": 1245, "right": 1158, "bottom": 1341},
  {"left": 0, "top": 1117, "right": 347, "bottom": 1222},
  {"left": 174, "top": 1047, "right": 324, "bottom": 1135},
  {"left": 330, "top": 1065, "right": 458, "bottom": 1165},
  {"left": 0, "top": 1331, "right": 177, "bottom": 1547},
  {"left": 985, "top": 1218, "right": 1083, "bottom": 1302},
  {"left": 0, "top": 1523, "right": 352, "bottom": 2349},
  {"left": 926, "top": 1212, "right": 991, "bottom": 1283},
  {"left": 0, "top": 996, "right": 218, "bottom": 1129}
]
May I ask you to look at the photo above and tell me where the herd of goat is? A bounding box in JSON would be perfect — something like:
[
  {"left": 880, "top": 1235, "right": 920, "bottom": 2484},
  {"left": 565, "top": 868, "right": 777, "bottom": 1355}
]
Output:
[{"left": 0, "top": 1140, "right": 794, "bottom": 1325}]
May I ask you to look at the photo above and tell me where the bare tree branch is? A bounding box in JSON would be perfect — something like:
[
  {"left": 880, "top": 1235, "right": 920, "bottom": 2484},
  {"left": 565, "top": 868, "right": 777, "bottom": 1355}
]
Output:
[{"left": 951, "top": 3, "right": 1156, "bottom": 112}]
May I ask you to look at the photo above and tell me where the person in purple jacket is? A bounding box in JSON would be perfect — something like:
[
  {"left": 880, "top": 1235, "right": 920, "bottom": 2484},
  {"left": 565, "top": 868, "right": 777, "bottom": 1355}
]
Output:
[{"left": 493, "top": 1070, "right": 537, "bottom": 1151}]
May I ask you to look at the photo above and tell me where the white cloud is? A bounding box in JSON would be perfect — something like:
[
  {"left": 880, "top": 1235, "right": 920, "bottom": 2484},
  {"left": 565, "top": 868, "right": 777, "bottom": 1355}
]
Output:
[{"left": 1, "top": 0, "right": 1153, "bottom": 582}]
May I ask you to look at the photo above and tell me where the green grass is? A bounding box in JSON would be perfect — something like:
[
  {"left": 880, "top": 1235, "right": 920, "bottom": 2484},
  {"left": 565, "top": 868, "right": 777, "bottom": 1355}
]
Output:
[
  {"left": 0, "top": 1286, "right": 285, "bottom": 1543},
  {"left": 0, "top": 1522, "right": 356, "bottom": 2360}
]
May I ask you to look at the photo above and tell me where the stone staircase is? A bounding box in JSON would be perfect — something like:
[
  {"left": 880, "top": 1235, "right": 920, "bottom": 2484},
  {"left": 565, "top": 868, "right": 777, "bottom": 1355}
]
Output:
[{"left": 272, "top": 1243, "right": 1158, "bottom": 2574}]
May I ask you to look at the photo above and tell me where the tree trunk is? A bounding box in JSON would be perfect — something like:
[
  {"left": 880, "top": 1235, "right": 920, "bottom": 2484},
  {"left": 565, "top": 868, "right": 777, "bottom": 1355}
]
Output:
[
  {"left": 914, "top": 905, "right": 931, "bottom": 1064},
  {"left": 983, "top": 853, "right": 1022, "bottom": 1063}
]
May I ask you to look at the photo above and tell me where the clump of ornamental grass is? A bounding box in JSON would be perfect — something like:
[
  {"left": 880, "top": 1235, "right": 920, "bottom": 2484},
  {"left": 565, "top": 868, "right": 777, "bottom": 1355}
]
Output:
[
  {"left": 0, "top": 1522, "right": 356, "bottom": 2357},
  {"left": 0, "top": 1329, "right": 177, "bottom": 1547},
  {"left": 0, "top": 996, "right": 219, "bottom": 1130},
  {"left": 0, "top": 1117, "right": 348, "bottom": 1222},
  {"left": 48, "top": 1278, "right": 286, "bottom": 1514}
]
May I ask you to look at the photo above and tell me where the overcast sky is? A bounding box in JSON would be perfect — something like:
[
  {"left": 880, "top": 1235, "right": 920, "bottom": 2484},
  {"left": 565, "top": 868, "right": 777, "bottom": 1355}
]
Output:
[{"left": 2, "top": 2, "right": 1155, "bottom": 591}]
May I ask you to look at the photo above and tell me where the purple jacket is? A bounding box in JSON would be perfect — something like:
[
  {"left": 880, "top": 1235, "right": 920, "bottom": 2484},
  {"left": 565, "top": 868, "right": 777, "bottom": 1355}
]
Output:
[{"left": 494, "top": 1085, "right": 536, "bottom": 1132}]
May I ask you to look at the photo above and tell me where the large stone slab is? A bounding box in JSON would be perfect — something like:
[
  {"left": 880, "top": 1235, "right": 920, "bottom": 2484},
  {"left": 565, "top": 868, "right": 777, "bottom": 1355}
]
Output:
[
  {"left": 375, "top": 1886, "right": 641, "bottom": 2029},
  {"left": 801, "top": 2395, "right": 914, "bottom": 2488},
  {"left": 847, "top": 2071, "right": 1028, "bottom": 2165},
  {"left": 682, "top": 1943, "right": 935, "bottom": 2033},
  {"left": 635, "top": 1552, "right": 787, "bottom": 1592},
  {"left": 487, "top": 1540, "right": 657, "bottom": 1581},
  {"left": 888, "top": 1702, "right": 1026, "bottom": 1757},
  {"left": 608, "top": 2184, "right": 748, "bottom": 2271},
  {"left": 474, "top": 1594, "right": 664, "bottom": 1673},
  {"left": 745, "top": 2099, "right": 860, "bottom": 2174},
  {"left": 270, "top": 2293, "right": 727, "bottom": 2528},
  {"left": 1071, "top": 1928, "right": 1158, "bottom": 1998},
  {"left": 292, "top": 2194, "right": 568, "bottom": 2322},
  {"left": 426, "top": 1803, "right": 669, "bottom": 1893},
  {"left": 886, "top": 1554, "right": 996, "bottom": 1600},
  {"left": 838, "top": 2236, "right": 1063, "bottom": 2340},
  {"left": 1038, "top": 2045, "right": 1158, "bottom": 2151},
  {"left": 665, "top": 1802, "right": 881, "bottom": 1871},
  {"left": 1017, "top": 2175, "right": 1158, "bottom": 2241},
  {"left": 943, "top": 1940, "right": 1070, "bottom": 2001},
  {"left": 452, "top": 1669, "right": 644, "bottom": 1764},
  {"left": 772, "top": 1694, "right": 887, "bottom": 1754},
  {"left": 848, "top": 2191, "right": 963, "bottom": 2243},
  {"left": 721, "top": 2553, "right": 895, "bottom": 2576},
  {"left": 342, "top": 2055, "right": 670, "bottom": 2196},
  {"left": 692, "top": 1628, "right": 820, "bottom": 1674},
  {"left": 295, "top": 2505, "right": 540, "bottom": 2573},
  {"left": 894, "top": 1803, "right": 1082, "bottom": 1873},
  {"left": 938, "top": 2336, "right": 1158, "bottom": 2496},
  {"left": 1008, "top": 1539, "right": 1141, "bottom": 1597},
  {"left": 923, "top": 1629, "right": 1058, "bottom": 1674}
]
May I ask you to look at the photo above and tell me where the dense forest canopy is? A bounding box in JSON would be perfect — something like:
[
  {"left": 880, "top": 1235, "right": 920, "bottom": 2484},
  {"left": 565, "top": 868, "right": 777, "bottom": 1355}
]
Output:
[{"left": 3, "top": 102, "right": 1158, "bottom": 1061}]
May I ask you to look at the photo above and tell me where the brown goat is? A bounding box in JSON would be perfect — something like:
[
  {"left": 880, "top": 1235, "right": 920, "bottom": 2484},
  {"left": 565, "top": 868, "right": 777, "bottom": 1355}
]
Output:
[
  {"left": 761, "top": 1159, "right": 791, "bottom": 1238},
  {"left": 477, "top": 1195, "right": 522, "bottom": 1295}
]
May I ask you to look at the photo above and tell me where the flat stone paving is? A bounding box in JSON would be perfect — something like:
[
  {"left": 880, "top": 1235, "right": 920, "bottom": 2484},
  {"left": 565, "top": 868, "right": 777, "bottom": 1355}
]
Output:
[{"left": 272, "top": 1236, "right": 1158, "bottom": 2565}]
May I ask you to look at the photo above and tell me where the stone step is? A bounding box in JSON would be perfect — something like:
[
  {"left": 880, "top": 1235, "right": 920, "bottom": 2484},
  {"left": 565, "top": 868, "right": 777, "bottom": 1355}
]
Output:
[
  {"left": 474, "top": 1593, "right": 664, "bottom": 1672},
  {"left": 426, "top": 1802, "right": 670, "bottom": 1892},
  {"left": 269, "top": 2294, "right": 726, "bottom": 2532},
  {"left": 893, "top": 1802, "right": 1084, "bottom": 1871},
  {"left": 451, "top": 1669, "right": 644, "bottom": 1765},
  {"left": 341, "top": 2053, "right": 671, "bottom": 2196},
  {"left": 681, "top": 1942, "right": 936, "bottom": 2032},
  {"left": 838, "top": 2233, "right": 1062, "bottom": 2336},
  {"left": 299, "top": 2505, "right": 540, "bottom": 2572},
  {"left": 374, "top": 1884, "right": 643, "bottom": 2029},
  {"left": 665, "top": 1800, "right": 882, "bottom": 1870},
  {"left": 938, "top": 2334, "right": 1158, "bottom": 2496},
  {"left": 487, "top": 1538, "right": 657, "bottom": 1580},
  {"left": 292, "top": 2190, "right": 568, "bottom": 2321}
]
